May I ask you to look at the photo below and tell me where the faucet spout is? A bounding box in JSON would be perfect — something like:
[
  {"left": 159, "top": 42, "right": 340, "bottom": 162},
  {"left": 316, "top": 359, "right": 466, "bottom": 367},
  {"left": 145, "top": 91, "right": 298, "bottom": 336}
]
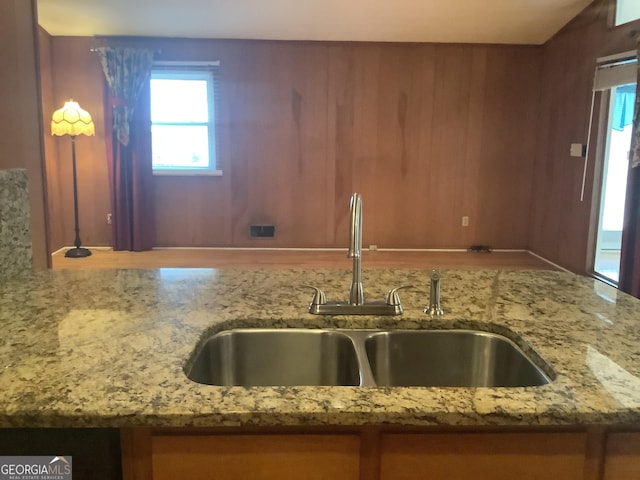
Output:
[
  {"left": 306, "top": 192, "right": 406, "bottom": 315},
  {"left": 348, "top": 193, "right": 364, "bottom": 305}
]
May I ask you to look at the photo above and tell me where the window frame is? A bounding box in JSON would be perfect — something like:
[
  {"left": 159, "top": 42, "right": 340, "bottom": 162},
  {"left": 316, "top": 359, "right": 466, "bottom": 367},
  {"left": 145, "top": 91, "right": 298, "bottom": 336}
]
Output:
[
  {"left": 150, "top": 61, "right": 221, "bottom": 177},
  {"left": 614, "top": 0, "right": 640, "bottom": 27}
]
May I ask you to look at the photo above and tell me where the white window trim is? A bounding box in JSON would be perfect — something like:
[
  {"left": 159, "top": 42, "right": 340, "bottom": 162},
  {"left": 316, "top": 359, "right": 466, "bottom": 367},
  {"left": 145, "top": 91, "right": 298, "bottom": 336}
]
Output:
[
  {"left": 154, "top": 61, "right": 220, "bottom": 68},
  {"left": 581, "top": 53, "right": 638, "bottom": 201},
  {"left": 615, "top": 0, "right": 640, "bottom": 26},
  {"left": 150, "top": 61, "right": 221, "bottom": 177},
  {"left": 593, "top": 52, "right": 638, "bottom": 92},
  {"left": 153, "top": 169, "right": 223, "bottom": 177}
]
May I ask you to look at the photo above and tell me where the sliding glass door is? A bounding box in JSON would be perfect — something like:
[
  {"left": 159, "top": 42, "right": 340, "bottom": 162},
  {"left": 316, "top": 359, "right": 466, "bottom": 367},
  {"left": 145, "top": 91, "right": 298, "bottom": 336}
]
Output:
[{"left": 594, "top": 83, "right": 635, "bottom": 283}]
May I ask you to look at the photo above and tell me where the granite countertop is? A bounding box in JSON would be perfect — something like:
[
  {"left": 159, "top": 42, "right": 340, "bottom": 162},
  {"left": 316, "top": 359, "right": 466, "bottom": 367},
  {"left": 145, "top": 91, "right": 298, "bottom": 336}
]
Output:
[{"left": 1, "top": 267, "right": 639, "bottom": 428}]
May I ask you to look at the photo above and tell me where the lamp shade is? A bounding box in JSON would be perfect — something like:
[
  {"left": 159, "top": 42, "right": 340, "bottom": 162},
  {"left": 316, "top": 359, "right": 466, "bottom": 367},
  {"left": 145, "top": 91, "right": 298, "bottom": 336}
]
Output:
[{"left": 51, "top": 100, "right": 95, "bottom": 137}]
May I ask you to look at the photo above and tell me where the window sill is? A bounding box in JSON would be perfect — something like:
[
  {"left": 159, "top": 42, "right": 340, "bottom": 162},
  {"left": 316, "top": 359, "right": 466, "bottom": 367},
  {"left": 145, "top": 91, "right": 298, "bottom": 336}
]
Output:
[{"left": 153, "top": 169, "right": 223, "bottom": 177}]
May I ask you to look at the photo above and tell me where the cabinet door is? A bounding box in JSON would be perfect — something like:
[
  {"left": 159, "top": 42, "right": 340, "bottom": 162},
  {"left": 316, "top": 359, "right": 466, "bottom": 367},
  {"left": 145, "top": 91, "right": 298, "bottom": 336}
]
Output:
[
  {"left": 380, "top": 433, "right": 587, "bottom": 480},
  {"left": 152, "top": 434, "right": 360, "bottom": 480},
  {"left": 603, "top": 433, "right": 640, "bottom": 480}
]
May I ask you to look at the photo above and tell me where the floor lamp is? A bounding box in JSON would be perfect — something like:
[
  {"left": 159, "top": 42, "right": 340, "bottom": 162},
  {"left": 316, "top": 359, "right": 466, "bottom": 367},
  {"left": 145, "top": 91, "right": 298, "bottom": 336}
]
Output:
[{"left": 51, "top": 100, "right": 95, "bottom": 258}]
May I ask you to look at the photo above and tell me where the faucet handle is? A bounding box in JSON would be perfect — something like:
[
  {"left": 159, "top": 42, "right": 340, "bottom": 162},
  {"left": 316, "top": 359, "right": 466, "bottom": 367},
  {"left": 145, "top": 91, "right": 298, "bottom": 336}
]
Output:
[
  {"left": 301, "top": 284, "right": 327, "bottom": 306},
  {"left": 385, "top": 285, "right": 412, "bottom": 306}
]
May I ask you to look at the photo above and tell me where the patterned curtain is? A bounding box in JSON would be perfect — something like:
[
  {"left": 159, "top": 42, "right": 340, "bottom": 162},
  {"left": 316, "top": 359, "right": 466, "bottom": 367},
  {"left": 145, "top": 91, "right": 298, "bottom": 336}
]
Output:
[
  {"left": 96, "top": 47, "right": 156, "bottom": 251},
  {"left": 96, "top": 47, "right": 155, "bottom": 146},
  {"left": 619, "top": 36, "right": 640, "bottom": 297}
]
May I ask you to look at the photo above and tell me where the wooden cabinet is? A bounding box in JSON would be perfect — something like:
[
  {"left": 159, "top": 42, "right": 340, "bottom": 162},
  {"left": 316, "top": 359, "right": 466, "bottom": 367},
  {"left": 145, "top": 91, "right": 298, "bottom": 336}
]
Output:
[
  {"left": 380, "top": 433, "right": 588, "bottom": 480},
  {"left": 151, "top": 434, "right": 360, "bottom": 480},
  {"left": 123, "top": 428, "right": 640, "bottom": 480},
  {"left": 603, "top": 433, "right": 640, "bottom": 480}
]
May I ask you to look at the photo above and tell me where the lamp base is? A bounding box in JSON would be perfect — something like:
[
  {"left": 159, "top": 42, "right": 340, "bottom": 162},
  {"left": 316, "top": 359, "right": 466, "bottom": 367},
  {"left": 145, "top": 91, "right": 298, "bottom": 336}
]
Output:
[{"left": 65, "top": 247, "right": 92, "bottom": 258}]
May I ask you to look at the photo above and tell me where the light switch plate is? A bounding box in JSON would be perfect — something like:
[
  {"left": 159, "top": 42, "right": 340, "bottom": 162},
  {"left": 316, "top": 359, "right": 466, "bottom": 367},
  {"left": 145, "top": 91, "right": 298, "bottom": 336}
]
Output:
[{"left": 570, "top": 143, "right": 584, "bottom": 157}]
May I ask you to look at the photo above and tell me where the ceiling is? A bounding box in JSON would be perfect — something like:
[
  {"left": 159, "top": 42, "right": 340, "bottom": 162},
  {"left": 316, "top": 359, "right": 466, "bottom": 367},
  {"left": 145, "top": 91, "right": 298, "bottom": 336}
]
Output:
[{"left": 37, "top": 0, "right": 593, "bottom": 45}]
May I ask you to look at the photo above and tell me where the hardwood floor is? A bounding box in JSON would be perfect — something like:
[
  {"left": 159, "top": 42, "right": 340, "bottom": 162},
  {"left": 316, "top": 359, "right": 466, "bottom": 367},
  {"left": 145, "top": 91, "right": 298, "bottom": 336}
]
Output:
[{"left": 51, "top": 248, "right": 556, "bottom": 270}]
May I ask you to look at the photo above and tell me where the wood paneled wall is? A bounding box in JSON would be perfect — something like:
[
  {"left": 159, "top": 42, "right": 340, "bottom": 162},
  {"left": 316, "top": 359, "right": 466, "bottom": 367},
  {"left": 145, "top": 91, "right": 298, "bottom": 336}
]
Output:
[
  {"left": 44, "top": 36, "right": 543, "bottom": 250},
  {"left": 40, "top": 36, "right": 112, "bottom": 250},
  {"left": 38, "top": 28, "right": 61, "bottom": 252},
  {"left": 0, "top": 0, "right": 49, "bottom": 268},
  {"left": 530, "top": 0, "right": 640, "bottom": 273},
  {"left": 154, "top": 39, "right": 542, "bottom": 248}
]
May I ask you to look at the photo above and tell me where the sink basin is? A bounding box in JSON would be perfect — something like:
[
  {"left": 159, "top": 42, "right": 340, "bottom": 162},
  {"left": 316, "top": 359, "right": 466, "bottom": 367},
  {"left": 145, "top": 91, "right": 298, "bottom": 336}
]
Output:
[
  {"left": 364, "top": 330, "right": 550, "bottom": 387},
  {"left": 186, "top": 328, "right": 551, "bottom": 388},
  {"left": 186, "top": 329, "right": 360, "bottom": 386}
]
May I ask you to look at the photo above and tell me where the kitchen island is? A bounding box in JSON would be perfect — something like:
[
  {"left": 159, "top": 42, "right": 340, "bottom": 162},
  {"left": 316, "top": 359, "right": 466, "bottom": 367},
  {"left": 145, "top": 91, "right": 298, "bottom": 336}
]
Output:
[{"left": 1, "top": 267, "right": 639, "bottom": 479}]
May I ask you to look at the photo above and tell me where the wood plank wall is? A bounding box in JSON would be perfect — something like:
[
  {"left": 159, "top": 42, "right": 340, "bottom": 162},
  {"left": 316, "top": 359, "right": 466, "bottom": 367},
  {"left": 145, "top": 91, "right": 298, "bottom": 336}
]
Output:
[
  {"left": 38, "top": 27, "right": 61, "bottom": 252},
  {"left": 530, "top": 0, "right": 640, "bottom": 273},
  {"left": 40, "top": 35, "right": 111, "bottom": 251},
  {"left": 41, "top": 36, "right": 542, "bottom": 250},
  {"left": 157, "top": 40, "right": 542, "bottom": 249},
  {"left": 0, "top": 0, "right": 49, "bottom": 268}
]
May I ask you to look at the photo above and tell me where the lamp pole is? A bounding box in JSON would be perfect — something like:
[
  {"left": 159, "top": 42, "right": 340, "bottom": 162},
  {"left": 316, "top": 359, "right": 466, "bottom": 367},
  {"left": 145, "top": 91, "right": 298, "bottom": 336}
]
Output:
[{"left": 65, "top": 135, "right": 91, "bottom": 258}]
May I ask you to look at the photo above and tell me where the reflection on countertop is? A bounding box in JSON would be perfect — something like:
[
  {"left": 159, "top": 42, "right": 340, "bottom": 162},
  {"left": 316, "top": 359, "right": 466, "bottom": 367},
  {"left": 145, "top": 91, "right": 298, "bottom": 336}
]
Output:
[{"left": 0, "top": 267, "right": 639, "bottom": 428}]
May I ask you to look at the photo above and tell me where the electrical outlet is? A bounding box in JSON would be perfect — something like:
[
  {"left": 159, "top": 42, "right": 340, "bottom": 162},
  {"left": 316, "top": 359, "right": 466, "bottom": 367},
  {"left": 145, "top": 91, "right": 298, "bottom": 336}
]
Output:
[
  {"left": 462, "top": 216, "right": 469, "bottom": 227},
  {"left": 107, "top": 213, "right": 112, "bottom": 225}
]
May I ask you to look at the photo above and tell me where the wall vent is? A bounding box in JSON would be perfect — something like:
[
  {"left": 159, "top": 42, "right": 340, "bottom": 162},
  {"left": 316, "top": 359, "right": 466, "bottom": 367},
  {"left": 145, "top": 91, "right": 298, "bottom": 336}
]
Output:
[{"left": 250, "top": 225, "right": 275, "bottom": 237}]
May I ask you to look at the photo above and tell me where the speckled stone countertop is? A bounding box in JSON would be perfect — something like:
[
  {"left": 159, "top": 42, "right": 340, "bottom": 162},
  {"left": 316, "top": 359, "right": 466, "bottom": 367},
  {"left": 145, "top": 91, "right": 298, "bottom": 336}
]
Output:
[
  {"left": 0, "top": 168, "right": 32, "bottom": 282},
  {"left": 1, "top": 267, "right": 640, "bottom": 428}
]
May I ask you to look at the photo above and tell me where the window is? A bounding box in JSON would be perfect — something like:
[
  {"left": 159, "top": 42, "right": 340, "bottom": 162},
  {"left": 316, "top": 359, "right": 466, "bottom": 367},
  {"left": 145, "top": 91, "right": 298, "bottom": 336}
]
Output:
[
  {"left": 615, "top": 0, "right": 640, "bottom": 26},
  {"left": 150, "top": 62, "right": 220, "bottom": 175}
]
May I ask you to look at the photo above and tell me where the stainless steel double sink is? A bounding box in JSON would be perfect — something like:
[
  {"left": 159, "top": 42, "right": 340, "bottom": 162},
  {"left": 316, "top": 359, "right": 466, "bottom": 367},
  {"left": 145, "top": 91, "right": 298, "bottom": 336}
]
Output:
[{"left": 185, "top": 328, "right": 551, "bottom": 388}]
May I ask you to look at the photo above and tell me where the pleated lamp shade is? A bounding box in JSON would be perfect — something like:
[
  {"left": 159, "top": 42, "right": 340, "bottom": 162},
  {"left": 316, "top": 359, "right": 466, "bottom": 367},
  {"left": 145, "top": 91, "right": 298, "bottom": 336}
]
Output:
[{"left": 51, "top": 100, "right": 95, "bottom": 137}]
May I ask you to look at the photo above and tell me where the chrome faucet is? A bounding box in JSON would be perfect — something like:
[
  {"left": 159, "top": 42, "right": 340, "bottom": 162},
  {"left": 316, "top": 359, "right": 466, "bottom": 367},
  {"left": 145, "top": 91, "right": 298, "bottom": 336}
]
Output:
[
  {"left": 305, "top": 193, "right": 409, "bottom": 315},
  {"left": 348, "top": 193, "right": 364, "bottom": 305}
]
